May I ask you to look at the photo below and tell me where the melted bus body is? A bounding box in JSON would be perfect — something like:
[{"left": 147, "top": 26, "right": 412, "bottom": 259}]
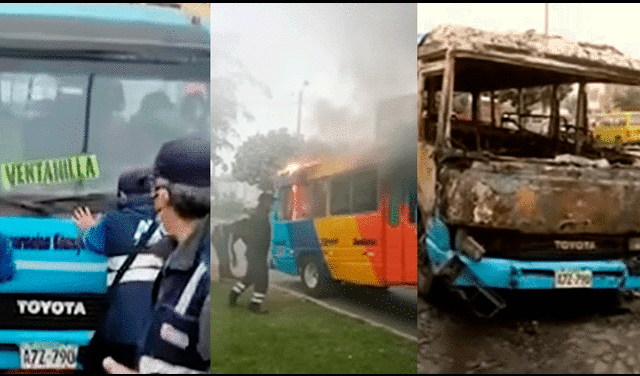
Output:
[
  {"left": 0, "top": 4, "right": 209, "bottom": 371},
  {"left": 271, "top": 148, "right": 417, "bottom": 297},
  {"left": 419, "top": 25, "right": 640, "bottom": 317}
]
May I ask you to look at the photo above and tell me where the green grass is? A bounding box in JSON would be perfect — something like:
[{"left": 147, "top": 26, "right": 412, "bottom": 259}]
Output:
[{"left": 211, "top": 281, "right": 416, "bottom": 374}]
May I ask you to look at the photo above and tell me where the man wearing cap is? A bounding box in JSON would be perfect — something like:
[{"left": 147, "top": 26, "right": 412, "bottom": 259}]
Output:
[
  {"left": 228, "top": 191, "right": 275, "bottom": 314},
  {"left": 102, "top": 137, "right": 211, "bottom": 374},
  {"left": 72, "top": 168, "right": 169, "bottom": 373}
]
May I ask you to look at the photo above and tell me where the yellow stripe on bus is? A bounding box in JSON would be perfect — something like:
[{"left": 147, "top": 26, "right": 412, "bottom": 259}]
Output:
[{"left": 314, "top": 216, "right": 379, "bottom": 286}]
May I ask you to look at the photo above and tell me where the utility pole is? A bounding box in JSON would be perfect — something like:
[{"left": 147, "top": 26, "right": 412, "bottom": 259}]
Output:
[
  {"left": 296, "top": 80, "right": 309, "bottom": 136},
  {"left": 545, "top": 3, "right": 549, "bottom": 35},
  {"left": 543, "top": 3, "right": 550, "bottom": 115}
]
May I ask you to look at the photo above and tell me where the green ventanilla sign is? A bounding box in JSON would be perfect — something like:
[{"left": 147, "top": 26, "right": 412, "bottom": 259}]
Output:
[{"left": 0, "top": 154, "right": 100, "bottom": 190}]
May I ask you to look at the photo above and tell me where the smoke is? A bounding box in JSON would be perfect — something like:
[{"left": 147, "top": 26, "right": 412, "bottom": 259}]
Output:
[
  {"left": 305, "top": 4, "right": 417, "bottom": 145},
  {"left": 311, "top": 98, "right": 369, "bottom": 144}
]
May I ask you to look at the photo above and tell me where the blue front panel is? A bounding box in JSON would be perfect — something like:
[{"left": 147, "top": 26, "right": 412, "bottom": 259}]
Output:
[
  {"left": 0, "top": 217, "right": 105, "bottom": 370},
  {"left": 0, "top": 217, "right": 106, "bottom": 294},
  {"left": 425, "top": 215, "right": 640, "bottom": 291},
  {"left": 271, "top": 219, "right": 298, "bottom": 276},
  {"left": 0, "top": 3, "right": 192, "bottom": 27}
]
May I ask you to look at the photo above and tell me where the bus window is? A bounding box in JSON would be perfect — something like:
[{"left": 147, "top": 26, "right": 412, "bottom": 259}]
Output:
[
  {"left": 307, "top": 180, "right": 326, "bottom": 218},
  {"left": 278, "top": 185, "right": 291, "bottom": 220},
  {"left": 86, "top": 78, "right": 210, "bottom": 191},
  {"left": 0, "top": 73, "right": 87, "bottom": 165},
  {"left": 330, "top": 177, "right": 351, "bottom": 215},
  {"left": 352, "top": 170, "right": 377, "bottom": 213},
  {"left": 330, "top": 170, "right": 377, "bottom": 216},
  {"left": 290, "top": 183, "right": 310, "bottom": 220}
]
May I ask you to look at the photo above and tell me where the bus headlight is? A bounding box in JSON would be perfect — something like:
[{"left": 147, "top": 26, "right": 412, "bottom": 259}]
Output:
[
  {"left": 629, "top": 237, "right": 640, "bottom": 252},
  {"left": 455, "top": 229, "right": 486, "bottom": 261}
]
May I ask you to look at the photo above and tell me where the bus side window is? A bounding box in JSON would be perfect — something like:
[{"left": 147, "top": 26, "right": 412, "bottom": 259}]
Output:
[
  {"left": 352, "top": 170, "right": 377, "bottom": 213},
  {"left": 330, "top": 177, "right": 351, "bottom": 215},
  {"left": 310, "top": 180, "right": 326, "bottom": 217},
  {"left": 278, "top": 185, "right": 291, "bottom": 220}
]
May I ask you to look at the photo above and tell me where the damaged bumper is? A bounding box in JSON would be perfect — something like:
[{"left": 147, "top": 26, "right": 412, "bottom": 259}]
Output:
[{"left": 427, "top": 235, "right": 640, "bottom": 291}]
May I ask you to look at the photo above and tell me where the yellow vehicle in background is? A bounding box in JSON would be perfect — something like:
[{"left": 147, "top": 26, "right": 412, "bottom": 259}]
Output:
[{"left": 592, "top": 112, "right": 640, "bottom": 144}]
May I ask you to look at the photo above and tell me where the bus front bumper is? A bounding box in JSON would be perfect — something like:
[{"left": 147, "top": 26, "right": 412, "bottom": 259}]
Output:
[{"left": 427, "top": 238, "right": 640, "bottom": 291}]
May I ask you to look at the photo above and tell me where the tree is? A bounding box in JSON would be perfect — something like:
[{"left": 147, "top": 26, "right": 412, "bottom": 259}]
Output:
[
  {"left": 231, "top": 128, "right": 307, "bottom": 191},
  {"left": 612, "top": 86, "right": 640, "bottom": 111}
]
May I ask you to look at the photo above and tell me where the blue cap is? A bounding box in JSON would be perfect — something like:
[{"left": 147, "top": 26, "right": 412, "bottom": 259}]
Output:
[
  {"left": 118, "top": 167, "right": 153, "bottom": 195},
  {"left": 153, "top": 137, "right": 210, "bottom": 188}
]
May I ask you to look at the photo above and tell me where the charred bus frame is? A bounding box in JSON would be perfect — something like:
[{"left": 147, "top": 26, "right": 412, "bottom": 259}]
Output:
[{"left": 419, "top": 25, "right": 640, "bottom": 317}]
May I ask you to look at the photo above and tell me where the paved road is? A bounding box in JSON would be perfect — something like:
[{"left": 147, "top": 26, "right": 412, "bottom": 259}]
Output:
[
  {"left": 270, "top": 270, "right": 417, "bottom": 340},
  {"left": 419, "top": 288, "right": 640, "bottom": 374}
]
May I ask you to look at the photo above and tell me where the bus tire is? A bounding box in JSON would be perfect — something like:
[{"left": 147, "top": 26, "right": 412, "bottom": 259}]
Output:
[{"left": 300, "top": 258, "right": 331, "bottom": 298}]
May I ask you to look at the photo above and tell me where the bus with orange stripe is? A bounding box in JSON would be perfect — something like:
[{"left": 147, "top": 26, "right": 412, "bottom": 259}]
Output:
[{"left": 270, "top": 148, "right": 417, "bottom": 296}]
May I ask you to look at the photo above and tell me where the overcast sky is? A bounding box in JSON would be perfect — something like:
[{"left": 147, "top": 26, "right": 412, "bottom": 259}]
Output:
[
  {"left": 418, "top": 4, "right": 640, "bottom": 59},
  {"left": 211, "top": 3, "right": 416, "bottom": 173}
]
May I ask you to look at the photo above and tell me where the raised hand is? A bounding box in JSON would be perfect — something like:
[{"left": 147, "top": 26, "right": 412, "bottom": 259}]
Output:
[{"left": 72, "top": 206, "right": 98, "bottom": 230}]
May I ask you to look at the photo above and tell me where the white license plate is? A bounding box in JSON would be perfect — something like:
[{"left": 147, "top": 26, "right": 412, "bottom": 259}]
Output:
[
  {"left": 554, "top": 270, "right": 593, "bottom": 288},
  {"left": 19, "top": 343, "right": 78, "bottom": 370}
]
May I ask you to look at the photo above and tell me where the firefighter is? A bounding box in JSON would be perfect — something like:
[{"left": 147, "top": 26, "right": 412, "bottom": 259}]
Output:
[
  {"left": 103, "top": 137, "right": 210, "bottom": 374},
  {"left": 228, "top": 191, "right": 275, "bottom": 314},
  {"left": 72, "top": 167, "right": 169, "bottom": 373}
]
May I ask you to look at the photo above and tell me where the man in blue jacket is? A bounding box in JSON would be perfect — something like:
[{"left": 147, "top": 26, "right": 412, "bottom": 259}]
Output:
[
  {"left": 102, "top": 137, "right": 211, "bottom": 374},
  {"left": 73, "top": 167, "right": 169, "bottom": 373}
]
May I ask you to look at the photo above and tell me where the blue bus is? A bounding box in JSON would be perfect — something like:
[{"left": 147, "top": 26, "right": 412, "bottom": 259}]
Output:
[
  {"left": 0, "top": 4, "right": 209, "bottom": 371},
  {"left": 419, "top": 24, "right": 640, "bottom": 317}
]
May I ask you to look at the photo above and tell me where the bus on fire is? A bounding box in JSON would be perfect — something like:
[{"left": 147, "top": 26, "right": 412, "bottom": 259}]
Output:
[{"left": 271, "top": 147, "right": 417, "bottom": 297}]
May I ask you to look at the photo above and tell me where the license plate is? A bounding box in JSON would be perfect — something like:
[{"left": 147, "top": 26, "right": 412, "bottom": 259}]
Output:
[
  {"left": 554, "top": 270, "right": 593, "bottom": 288},
  {"left": 19, "top": 343, "right": 78, "bottom": 370}
]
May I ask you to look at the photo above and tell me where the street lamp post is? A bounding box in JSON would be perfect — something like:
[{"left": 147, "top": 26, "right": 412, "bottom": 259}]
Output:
[
  {"left": 296, "top": 80, "right": 309, "bottom": 136},
  {"left": 544, "top": 3, "right": 549, "bottom": 35}
]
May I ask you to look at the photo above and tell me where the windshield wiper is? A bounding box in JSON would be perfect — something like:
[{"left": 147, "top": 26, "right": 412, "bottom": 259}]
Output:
[
  {"left": 0, "top": 197, "right": 50, "bottom": 216},
  {"left": 33, "top": 192, "right": 117, "bottom": 215}
]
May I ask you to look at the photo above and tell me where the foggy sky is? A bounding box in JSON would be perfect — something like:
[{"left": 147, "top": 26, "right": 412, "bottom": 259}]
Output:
[
  {"left": 211, "top": 4, "right": 416, "bottom": 171},
  {"left": 418, "top": 4, "right": 640, "bottom": 60}
]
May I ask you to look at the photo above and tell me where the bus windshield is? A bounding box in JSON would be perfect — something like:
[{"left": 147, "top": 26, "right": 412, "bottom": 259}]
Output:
[{"left": 0, "top": 72, "right": 209, "bottom": 204}]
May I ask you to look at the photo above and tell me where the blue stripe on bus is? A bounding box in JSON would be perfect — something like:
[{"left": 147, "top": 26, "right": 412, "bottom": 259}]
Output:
[
  {"left": 287, "top": 219, "right": 322, "bottom": 256},
  {"left": 0, "top": 4, "right": 193, "bottom": 27}
]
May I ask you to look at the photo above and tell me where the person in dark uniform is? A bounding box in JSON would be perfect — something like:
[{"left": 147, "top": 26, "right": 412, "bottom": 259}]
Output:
[
  {"left": 101, "top": 137, "right": 210, "bottom": 374},
  {"left": 72, "top": 167, "right": 169, "bottom": 373},
  {"left": 228, "top": 191, "right": 275, "bottom": 314}
]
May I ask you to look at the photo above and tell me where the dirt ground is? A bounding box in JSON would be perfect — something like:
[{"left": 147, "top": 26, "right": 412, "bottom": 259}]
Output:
[{"left": 418, "top": 288, "right": 640, "bottom": 374}]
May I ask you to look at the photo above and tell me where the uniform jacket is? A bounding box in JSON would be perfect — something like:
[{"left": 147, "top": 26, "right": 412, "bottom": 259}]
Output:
[
  {"left": 233, "top": 207, "right": 271, "bottom": 262},
  {"left": 138, "top": 215, "right": 210, "bottom": 374},
  {"left": 83, "top": 195, "right": 169, "bottom": 345}
]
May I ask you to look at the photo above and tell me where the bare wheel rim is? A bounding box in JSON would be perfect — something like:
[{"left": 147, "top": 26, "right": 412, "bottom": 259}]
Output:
[{"left": 303, "top": 262, "right": 319, "bottom": 289}]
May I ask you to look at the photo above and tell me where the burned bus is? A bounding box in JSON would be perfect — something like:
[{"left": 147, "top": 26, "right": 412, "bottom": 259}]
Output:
[{"left": 418, "top": 24, "right": 640, "bottom": 317}]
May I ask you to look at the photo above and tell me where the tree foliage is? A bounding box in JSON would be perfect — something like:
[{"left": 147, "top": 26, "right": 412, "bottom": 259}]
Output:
[
  {"left": 612, "top": 86, "right": 640, "bottom": 112},
  {"left": 231, "top": 128, "right": 306, "bottom": 191}
]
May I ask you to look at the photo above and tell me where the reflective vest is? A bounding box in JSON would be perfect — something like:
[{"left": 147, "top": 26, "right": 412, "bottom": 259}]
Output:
[
  {"left": 139, "top": 216, "right": 210, "bottom": 373},
  {"left": 85, "top": 197, "right": 168, "bottom": 345}
]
